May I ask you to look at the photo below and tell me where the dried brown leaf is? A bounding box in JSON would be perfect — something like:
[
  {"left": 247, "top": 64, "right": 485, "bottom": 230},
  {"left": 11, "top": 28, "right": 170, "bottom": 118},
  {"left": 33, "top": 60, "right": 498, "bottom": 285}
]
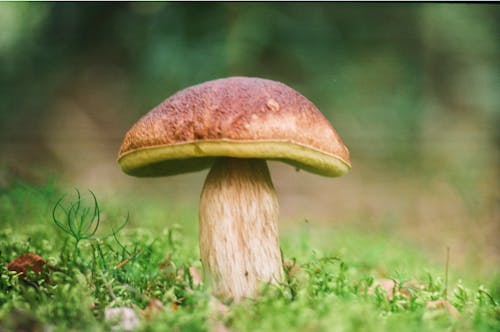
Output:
[
  {"left": 141, "top": 298, "right": 164, "bottom": 320},
  {"left": 426, "top": 299, "right": 460, "bottom": 318},
  {"left": 369, "top": 278, "right": 424, "bottom": 300},
  {"left": 208, "top": 297, "right": 231, "bottom": 332},
  {"left": 283, "top": 260, "right": 303, "bottom": 278},
  {"left": 7, "top": 253, "right": 46, "bottom": 278},
  {"left": 189, "top": 266, "right": 203, "bottom": 286}
]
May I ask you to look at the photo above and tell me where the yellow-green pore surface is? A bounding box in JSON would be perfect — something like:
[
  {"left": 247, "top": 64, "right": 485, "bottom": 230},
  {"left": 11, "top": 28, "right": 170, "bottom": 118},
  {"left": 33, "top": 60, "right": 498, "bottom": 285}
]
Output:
[{"left": 118, "top": 140, "right": 351, "bottom": 177}]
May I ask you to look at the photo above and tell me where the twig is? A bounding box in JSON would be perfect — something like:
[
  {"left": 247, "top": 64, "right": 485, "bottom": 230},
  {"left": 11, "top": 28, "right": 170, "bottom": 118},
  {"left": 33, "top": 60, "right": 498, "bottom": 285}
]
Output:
[
  {"left": 444, "top": 246, "right": 450, "bottom": 302},
  {"left": 115, "top": 249, "right": 142, "bottom": 269}
]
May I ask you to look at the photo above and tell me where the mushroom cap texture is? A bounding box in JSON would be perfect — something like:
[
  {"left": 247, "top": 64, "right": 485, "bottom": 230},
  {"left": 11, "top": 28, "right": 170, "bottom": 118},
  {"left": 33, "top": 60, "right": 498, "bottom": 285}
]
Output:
[{"left": 118, "top": 77, "right": 351, "bottom": 177}]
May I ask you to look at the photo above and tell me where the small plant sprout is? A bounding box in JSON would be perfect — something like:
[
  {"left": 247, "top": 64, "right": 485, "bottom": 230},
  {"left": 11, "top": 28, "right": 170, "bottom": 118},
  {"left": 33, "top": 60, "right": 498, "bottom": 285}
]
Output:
[{"left": 52, "top": 189, "right": 100, "bottom": 254}]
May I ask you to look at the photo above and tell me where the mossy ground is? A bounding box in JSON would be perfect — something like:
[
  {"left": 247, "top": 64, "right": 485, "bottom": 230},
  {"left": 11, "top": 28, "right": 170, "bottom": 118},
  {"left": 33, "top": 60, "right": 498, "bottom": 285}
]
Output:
[{"left": 0, "top": 181, "right": 498, "bottom": 331}]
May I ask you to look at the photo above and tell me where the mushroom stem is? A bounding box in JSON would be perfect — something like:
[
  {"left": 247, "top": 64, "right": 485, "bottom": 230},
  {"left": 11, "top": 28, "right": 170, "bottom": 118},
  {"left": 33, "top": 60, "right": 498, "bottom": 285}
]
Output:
[{"left": 199, "top": 157, "right": 283, "bottom": 301}]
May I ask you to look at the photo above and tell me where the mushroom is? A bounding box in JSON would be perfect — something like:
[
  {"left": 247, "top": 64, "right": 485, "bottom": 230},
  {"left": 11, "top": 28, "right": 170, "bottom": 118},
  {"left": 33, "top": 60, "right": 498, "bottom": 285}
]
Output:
[{"left": 118, "top": 77, "right": 351, "bottom": 301}]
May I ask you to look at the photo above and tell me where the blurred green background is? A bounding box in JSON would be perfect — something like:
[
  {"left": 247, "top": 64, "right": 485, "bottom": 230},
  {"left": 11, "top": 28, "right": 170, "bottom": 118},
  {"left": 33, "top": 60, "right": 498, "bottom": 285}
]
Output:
[{"left": 0, "top": 3, "right": 498, "bottom": 277}]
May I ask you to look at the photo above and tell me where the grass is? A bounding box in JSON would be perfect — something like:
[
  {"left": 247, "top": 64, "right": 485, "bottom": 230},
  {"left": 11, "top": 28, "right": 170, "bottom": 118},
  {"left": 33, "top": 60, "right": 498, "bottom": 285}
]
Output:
[{"left": 0, "top": 181, "right": 498, "bottom": 331}]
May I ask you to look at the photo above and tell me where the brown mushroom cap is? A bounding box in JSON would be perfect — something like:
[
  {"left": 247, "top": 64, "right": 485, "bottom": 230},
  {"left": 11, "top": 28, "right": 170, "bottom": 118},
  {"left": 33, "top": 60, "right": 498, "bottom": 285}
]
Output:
[{"left": 118, "top": 77, "right": 351, "bottom": 177}]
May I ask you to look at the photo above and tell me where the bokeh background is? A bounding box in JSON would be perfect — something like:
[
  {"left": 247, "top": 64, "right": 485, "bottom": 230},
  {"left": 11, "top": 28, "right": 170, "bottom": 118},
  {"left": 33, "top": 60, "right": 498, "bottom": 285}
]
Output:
[{"left": 1, "top": 3, "right": 499, "bottom": 279}]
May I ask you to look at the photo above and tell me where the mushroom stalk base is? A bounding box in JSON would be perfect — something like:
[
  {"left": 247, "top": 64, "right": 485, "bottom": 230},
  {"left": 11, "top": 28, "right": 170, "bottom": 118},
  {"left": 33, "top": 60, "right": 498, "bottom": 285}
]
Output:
[{"left": 199, "top": 158, "right": 283, "bottom": 301}]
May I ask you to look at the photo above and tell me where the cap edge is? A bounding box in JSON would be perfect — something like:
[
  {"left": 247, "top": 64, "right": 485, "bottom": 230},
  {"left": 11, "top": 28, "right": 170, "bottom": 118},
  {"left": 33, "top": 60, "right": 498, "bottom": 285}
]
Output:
[{"left": 118, "top": 140, "right": 351, "bottom": 177}]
